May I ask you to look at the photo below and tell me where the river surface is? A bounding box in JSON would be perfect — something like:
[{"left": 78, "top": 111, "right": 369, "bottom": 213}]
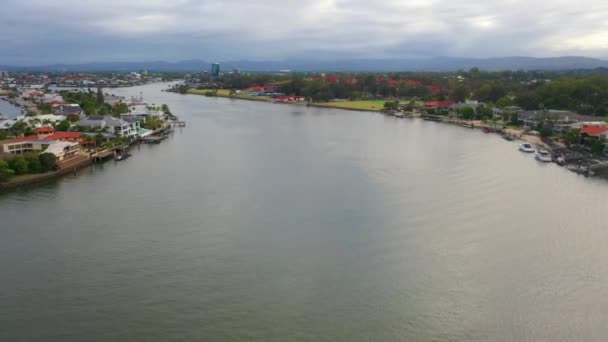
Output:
[
  {"left": 0, "top": 97, "right": 22, "bottom": 118},
  {"left": 2, "top": 82, "right": 608, "bottom": 341}
]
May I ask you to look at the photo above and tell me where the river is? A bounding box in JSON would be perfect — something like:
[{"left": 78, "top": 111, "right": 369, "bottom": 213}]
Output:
[
  {"left": 0, "top": 97, "right": 22, "bottom": 118},
  {"left": 1, "top": 82, "right": 608, "bottom": 341}
]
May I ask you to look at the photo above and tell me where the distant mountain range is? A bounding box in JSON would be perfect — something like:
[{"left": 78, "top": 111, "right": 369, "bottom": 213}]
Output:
[{"left": 2, "top": 56, "right": 608, "bottom": 72}]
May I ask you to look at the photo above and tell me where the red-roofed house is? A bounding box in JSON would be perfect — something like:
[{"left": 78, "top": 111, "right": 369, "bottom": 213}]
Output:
[
  {"left": 430, "top": 85, "right": 443, "bottom": 94},
  {"left": 324, "top": 76, "right": 339, "bottom": 83},
  {"left": 35, "top": 126, "right": 55, "bottom": 138},
  {"left": 425, "top": 101, "right": 455, "bottom": 108},
  {"left": 580, "top": 126, "right": 608, "bottom": 139},
  {"left": 264, "top": 83, "right": 281, "bottom": 93},
  {"left": 344, "top": 77, "right": 359, "bottom": 85},
  {"left": 401, "top": 80, "right": 423, "bottom": 86},
  {"left": 15, "top": 130, "right": 92, "bottom": 146},
  {"left": 249, "top": 84, "right": 264, "bottom": 92}
]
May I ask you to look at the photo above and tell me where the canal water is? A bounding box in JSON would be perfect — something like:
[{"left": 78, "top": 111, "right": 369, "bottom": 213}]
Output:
[
  {"left": 1, "top": 83, "right": 608, "bottom": 341},
  {"left": 0, "top": 97, "right": 22, "bottom": 118}
]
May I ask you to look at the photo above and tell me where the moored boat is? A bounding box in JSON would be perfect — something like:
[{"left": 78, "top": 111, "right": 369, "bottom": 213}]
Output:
[
  {"left": 535, "top": 150, "right": 552, "bottom": 162},
  {"left": 519, "top": 143, "right": 535, "bottom": 153}
]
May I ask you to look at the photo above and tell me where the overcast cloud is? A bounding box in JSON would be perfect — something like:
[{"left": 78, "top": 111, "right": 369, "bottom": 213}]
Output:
[{"left": 1, "top": 0, "right": 608, "bottom": 65}]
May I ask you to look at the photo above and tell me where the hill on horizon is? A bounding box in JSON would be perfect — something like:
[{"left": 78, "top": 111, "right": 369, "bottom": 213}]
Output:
[{"left": 2, "top": 56, "right": 608, "bottom": 73}]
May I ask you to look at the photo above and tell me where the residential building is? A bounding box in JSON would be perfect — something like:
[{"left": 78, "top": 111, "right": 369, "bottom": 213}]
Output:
[
  {"left": 264, "top": 83, "right": 281, "bottom": 93},
  {"left": 580, "top": 126, "right": 608, "bottom": 140},
  {"left": 75, "top": 116, "right": 134, "bottom": 137},
  {"left": 518, "top": 110, "right": 596, "bottom": 134},
  {"left": 54, "top": 104, "right": 84, "bottom": 117},
  {"left": 44, "top": 141, "right": 80, "bottom": 161},
  {"left": 0, "top": 139, "right": 53, "bottom": 155}
]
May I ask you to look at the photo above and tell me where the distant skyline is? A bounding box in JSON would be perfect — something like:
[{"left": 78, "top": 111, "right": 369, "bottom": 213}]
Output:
[{"left": 2, "top": 0, "right": 608, "bottom": 65}]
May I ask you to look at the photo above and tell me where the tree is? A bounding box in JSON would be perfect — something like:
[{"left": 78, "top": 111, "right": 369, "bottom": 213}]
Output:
[
  {"left": 450, "top": 85, "right": 469, "bottom": 103},
  {"left": 0, "top": 160, "right": 15, "bottom": 182},
  {"left": 590, "top": 137, "right": 606, "bottom": 155},
  {"left": 37, "top": 103, "right": 54, "bottom": 114},
  {"left": 384, "top": 100, "right": 399, "bottom": 110},
  {"left": 8, "top": 156, "right": 29, "bottom": 175},
  {"left": 496, "top": 96, "right": 514, "bottom": 108},
  {"left": 25, "top": 156, "right": 42, "bottom": 173},
  {"left": 94, "top": 133, "right": 105, "bottom": 146},
  {"left": 55, "top": 120, "right": 71, "bottom": 131},
  {"left": 563, "top": 128, "right": 580, "bottom": 146},
  {"left": 112, "top": 102, "right": 130, "bottom": 116},
  {"left": 458, "top": 107, "right": 475, "bottom": 120},
  {"left": 39, "top": 153, "right": 57, "bottom": 172}
]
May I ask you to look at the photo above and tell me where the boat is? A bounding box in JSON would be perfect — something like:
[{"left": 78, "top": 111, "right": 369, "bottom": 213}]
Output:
[
  {"left": 535, "top": 150, "right": 552, "bottom": 162},
  {"left": 115, "top": 153, "right": 131, "bottom": 161},
  {"left": 555, "top": 155, "right": 566, "bottom": 166},
  {"left": 482, "top": 127, "right": 491, "bottom": 133},
  {"left": 519, "top": 143, "right": 535, "bottom": 153},
  {"left": 502, "top": 134, "right": 515, "bottom": 141}
]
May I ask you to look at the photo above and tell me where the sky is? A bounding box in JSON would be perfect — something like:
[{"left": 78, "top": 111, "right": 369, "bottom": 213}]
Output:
[{"left": 1, "top": 0, "right": 608, "bottom": 65}]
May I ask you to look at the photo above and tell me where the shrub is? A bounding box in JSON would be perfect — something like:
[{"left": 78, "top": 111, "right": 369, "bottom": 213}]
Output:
[
  {"left": 0, "top": 160, "right": 14, "bottom": 182},
  {"left": 39, "top": 153, "right": 57, "bottom": 172},
  {"left": 7, "top": 156, "right": 28, "bottom": 175}
]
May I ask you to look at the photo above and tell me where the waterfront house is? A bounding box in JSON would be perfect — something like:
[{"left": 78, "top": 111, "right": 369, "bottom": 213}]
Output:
[
  {"left": 0, "top": 139, "right": 54, "bottom": 155},
  {"left": 129, "top": 104, "right": 163, "bottom": 118},
  {"left": 54, "top": 104, "right": 84, "bottom": 117},
  {"left": 44, "top": 141, "right": 80, "bottom": 161},
  {"left": 75, "top": 116, "right": 134, "bottom": 137},
  {"left": 264, "top": 83, "right": 281, "bottom": 93},
  {"left": 519, "top": 110, "right": 596, "bottom": 135},
  {"left": 580, "top": 126, "right": 608, "bottom": 140},
  {"left": 119, "top": 115, "right": 147, "bottom": 136}
]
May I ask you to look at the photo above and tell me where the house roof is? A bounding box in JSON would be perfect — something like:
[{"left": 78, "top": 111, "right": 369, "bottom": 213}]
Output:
[
  {"left": 580, "top": 126, "right": 608, "bottom": 137},
  {"left": 35, "top": 126, "right": 55, "bottom": 133},
  {"left": 77, "top": 115, "right": 127, "bottom": 127},
  {"left": 45, "top": 141, "right": 79, "bottom": 155},
  {"left": 425, "top": 101, "right": 455, "bottom": 108}
]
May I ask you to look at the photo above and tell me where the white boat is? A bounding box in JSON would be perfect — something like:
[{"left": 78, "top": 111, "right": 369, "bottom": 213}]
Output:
[
  {"left": 519, "top": 143, "right": 535, "bottom": 153},
  {"left": 535, "top": 150, "right": 552, "bottom": 162}
]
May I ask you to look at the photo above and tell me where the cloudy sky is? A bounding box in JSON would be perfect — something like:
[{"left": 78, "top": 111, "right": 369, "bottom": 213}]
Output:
[{"left": 1, "top": 0, "right": 608, "bottom": 65}]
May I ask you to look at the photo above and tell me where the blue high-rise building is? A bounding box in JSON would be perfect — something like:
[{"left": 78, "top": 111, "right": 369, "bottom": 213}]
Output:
[{"left": 211, "top": 63, "right": 220, "bottom": 78}]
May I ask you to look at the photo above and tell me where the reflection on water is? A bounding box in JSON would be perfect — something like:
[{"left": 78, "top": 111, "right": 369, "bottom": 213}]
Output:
[{"left": 1, "top": 83, "right": 608, "bottom": 341}]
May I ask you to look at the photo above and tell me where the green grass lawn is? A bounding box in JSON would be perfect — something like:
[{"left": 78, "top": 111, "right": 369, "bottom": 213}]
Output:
[
  {"left": 314, "top": 100, "right": 388, "bottom": 111},
  {"left": 187, "top": 89, "right": 270, "bottom": 101}
]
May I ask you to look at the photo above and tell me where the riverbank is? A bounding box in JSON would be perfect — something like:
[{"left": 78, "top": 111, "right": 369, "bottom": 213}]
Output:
[
  {"left": 187, "top": 89, "right": 272, "bottom": 102},
  {"left": 0, "top": 155, "right": 92, "bottom": 192},
  {"left": 184, "top": 89, "right": 559, "bottom": 150}
]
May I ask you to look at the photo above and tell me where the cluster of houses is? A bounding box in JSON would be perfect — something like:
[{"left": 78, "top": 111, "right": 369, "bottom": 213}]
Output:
[
  {"left": 0, "top": 87, "right": 169, "bottom": 166},
  {"left": 0, "top": 71, "right": 157, "bottom": 90}
]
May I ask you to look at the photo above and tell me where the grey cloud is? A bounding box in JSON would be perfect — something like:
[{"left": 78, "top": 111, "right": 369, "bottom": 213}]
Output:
[{"left": 1, "top": 0, "right": 608, "bottom": 65}]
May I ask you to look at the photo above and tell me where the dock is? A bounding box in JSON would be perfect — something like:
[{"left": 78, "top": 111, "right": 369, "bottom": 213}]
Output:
[
  {"left": 92, "top": 150, "right": 114, "bottom": 162},
  {"left": 140, "top": 136, "right": 164, "bottom": 144}
]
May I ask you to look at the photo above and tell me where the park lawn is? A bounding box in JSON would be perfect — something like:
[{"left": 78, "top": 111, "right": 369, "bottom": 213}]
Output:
[
  {"left": 314, "top": 100, "right": 388, "bottom": 111},
  {"left": 187, "top": 89, "right": 232, "bottom": 96},
  {"left": 187, "top": 89, "right": 271, "bottom": 101}
]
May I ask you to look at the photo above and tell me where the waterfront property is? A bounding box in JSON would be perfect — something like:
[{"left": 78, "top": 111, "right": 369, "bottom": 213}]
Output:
[
  {"left": 76, "top": 116, "right": 134, "bottom": 137},
  {"left": 43, "top": 141, "right": 80, "bottom": 161},
  {"left": 0, "top": 139, "right": 53, "bottom": 155}
]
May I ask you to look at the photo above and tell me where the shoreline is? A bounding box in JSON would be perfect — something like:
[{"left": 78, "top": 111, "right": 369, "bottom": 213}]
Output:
[
  {"left": 0, "top": 156, "right": 92, "bottom": 193},
  {"left": 185, "top": 90, "right": 557, "bottom": 150}
]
